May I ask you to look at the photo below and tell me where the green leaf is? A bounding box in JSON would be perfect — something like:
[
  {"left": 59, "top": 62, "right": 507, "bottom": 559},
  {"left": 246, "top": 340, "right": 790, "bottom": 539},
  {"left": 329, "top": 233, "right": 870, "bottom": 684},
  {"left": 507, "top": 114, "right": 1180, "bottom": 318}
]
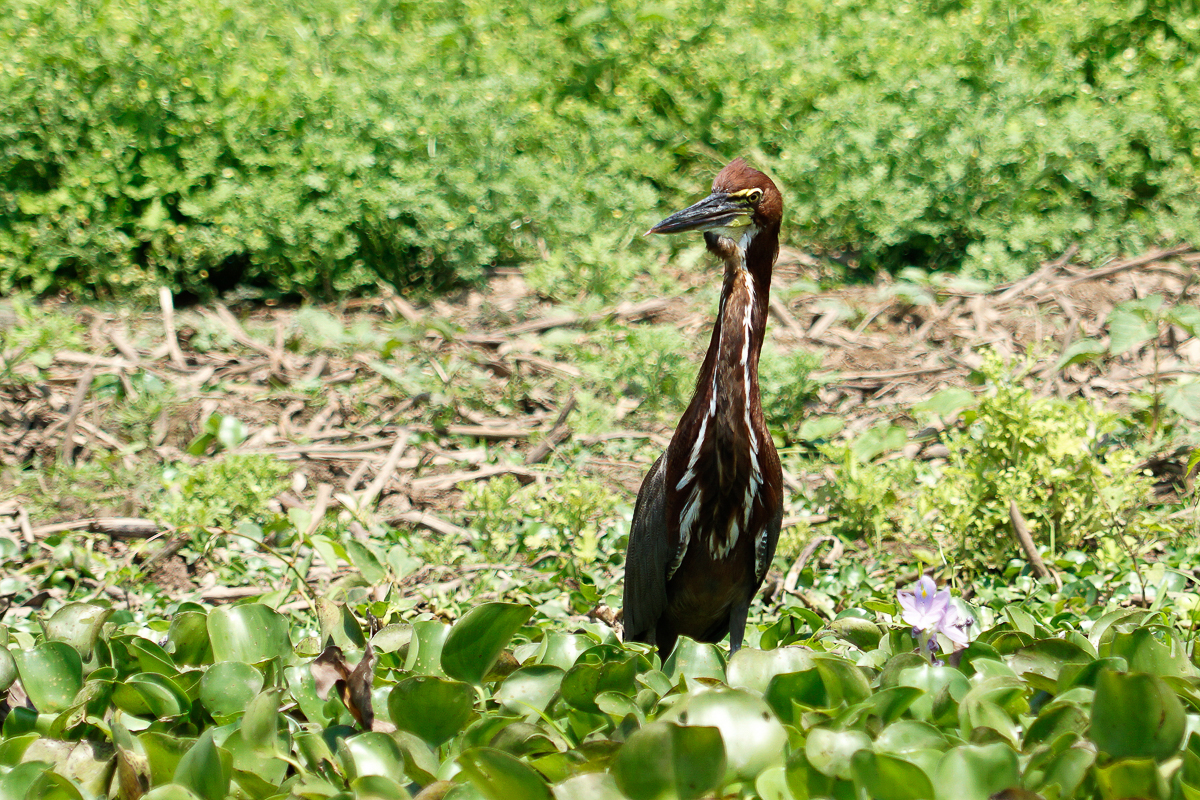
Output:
[
  {"left": 441, "top": 602, "right": 532, "bottom": 685},
  {"left": 207, "top": 604, "right": 291, "bottom": 664},
  {"left": 1107, "top": 305, "right": 1158, "bottom": 355},
  {"left": 851, "top": 750, "right": 934, "bottom": 800},
  {"left": 494, "top": 665, "right": 564, "bottom": 718},
  {"left": 388, "top": 676, "right": 476, "bottom": 748},
  {"left": 405, "top": 620, "right": 450, "bottom": 677},
  {"left": 457, "top": 747, "right": 552, "bottom": 800},
  {"left": 1164, "top": 381, "right": 1200, "bottom": 421},
  {"left": 41, "top": 603, "right": 112, "bottom": 658},
  {"left": 663, "top": 637, "right": 725, "bottom": 683},
  {"left": 13, "top": 641, "right": 83, "bottom": 713},
  {"left": 669, "top": 689, "right": 788, "bottom": 782},
  {"left": 727, "top": 646, "right": 815, "bottom": 694},
  {"left": 173, "top": 730, "right": 231, "bottom": 800},
  {"left": 913, "top": 388, "right": 976, "bottom": 418},
  {"left": 199, "top": 661, "right": 264, "bottom": 721},
  {"left": 806, "top": 728, "right": 871, "bottom": 780},
  {"left": 339, "top": 732, "right": 407, "bottom": 785},
  {"left": 1094, "top": 757, "right": 1169, "bottom": 800},
  {"left": 612, "top": 721, "right": 726, "bottom": 800},
  {"left": 1054, "top": 338, "right": 1106, "bottom": 371},
  {"left": 1090, "top": 669, "right": 1185, "bottom": 760},
  {"left": 933, "top": 743, "right": 1019, "bottom": 800}
]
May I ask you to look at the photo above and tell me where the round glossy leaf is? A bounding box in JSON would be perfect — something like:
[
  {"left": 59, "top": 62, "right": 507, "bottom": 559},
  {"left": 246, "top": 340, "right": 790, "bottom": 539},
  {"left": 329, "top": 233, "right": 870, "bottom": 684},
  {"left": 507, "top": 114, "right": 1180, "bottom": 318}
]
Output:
[
  {"left": 553, "top": 772, "right": 624, "bottom": 800},
  {"left": 173, "top": 731, "right": 232, "bottom": 800},
  {"left": 667, "top": 689, "right": 788, "bottom": 782},
  {"left": 405, "top": 620, "right": 450, "bottom": 677},
  {"left": 441, "top": 603, "right": 532, "bottom": 685},
  {"left": 754, "top": 765, "right": 796, "bottom": 800},
  {"left": 167, "top": 612, "right": 213, "bottom": 666},
  {"left": 829, "top": 617, "right": 883, "bottom": 650},
  {"left": 561, "top": 652, "right": 640, "bottom": 714},
  {"left": 200, "top": 661, "right": 264, "bottom": 720},
  {"left": 207, "top": 604, "right": 291, "bottom": 664},
  {"left": 850, "top": 750, "right": 934, "bottom": 800},
  {"left": 812, "top": 654, "right": 872, "bottom": 706},
  {"left": 41, "top": 603, "right": 112, "bottom": 658},
  {"left": 539, "top": 632, "right": 591, "bottom": 670},
  {"left": 1105, "top": 628, "right": 1192, "bottom": 679},
  {"left": 140, "top": 732, "right": 193, "bottom": 786},
  {"left": 612, "top": 721, "right": 726, "bottom": 800},
  {"left": 1091, "top": 669, "right": 1185, "bottom": 760},
  {"left": 350, "top": 774, "right": 413, "bottom": 800},
  {"left": 112, "top": 673, "right": 191, "bottom": 719},
  {"left": 933, "top": 743, "right": 1020, "bottom": 800},
  {"left": 0, "top": 647, "right": 15, "bottom": 692},
  {"left": 875, "top": 720, "right": 948, "bottom": 755},
  {"left": 0, "top": 763, "right": 53, "bottom": 800},
  {"left": 494, "top": 665, "right": 564, "bottom": 717},
  {"left": 1094, "top": 757, "right": 1169, "bottom": 800},
  {"left": 388, "top": 675, "right": 476, "bottom": 747},
  {"left": 140, "top": 786, "right": 203, "bottom": 800},
  {"left": 664, "top": 637, "right": 725, "bottom": 683},
  {"left": 1008, "top": 639, "right": 1091, "bottom": 683},
  {"left": 25, "top": 771, "right": 84, "bottom": 800},
  {"left": 340, "top": 732, "right": 407, "bottom": 784},
  {"left": 23, "top": 740, "right": 114, "bottom": 798},
  {"left": 898, "top": 664, "right": 970, "bottom": 722},
  {"left": 457, "top": 747, "right": 552, "bottom": 800},
  {"left": 13, "top": 641, "right": 83, "bottom": 713},
  {"left": 241, "top": 688, "right": 283, "bottom": 754},
  {"left": 727, "top": 647, "right": 814, "bottom": 694},
  {"left": 805, "top": 728, "right": 871, "bottom": 780}
]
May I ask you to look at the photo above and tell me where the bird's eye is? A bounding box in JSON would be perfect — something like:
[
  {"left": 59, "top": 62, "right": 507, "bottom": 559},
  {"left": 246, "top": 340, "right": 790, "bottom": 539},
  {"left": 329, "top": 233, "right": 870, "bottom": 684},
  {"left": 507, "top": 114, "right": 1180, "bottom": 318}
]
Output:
[{"left": 747, "top": 188, "right": 763, "bottom": 204}]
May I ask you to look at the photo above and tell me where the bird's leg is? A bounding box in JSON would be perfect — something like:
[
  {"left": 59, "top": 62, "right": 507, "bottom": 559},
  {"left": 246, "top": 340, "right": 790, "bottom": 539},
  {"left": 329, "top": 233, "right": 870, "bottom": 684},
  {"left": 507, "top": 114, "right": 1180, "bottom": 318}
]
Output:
[{"left": 727, "top": 599, "right": 750, "bottom": 654}]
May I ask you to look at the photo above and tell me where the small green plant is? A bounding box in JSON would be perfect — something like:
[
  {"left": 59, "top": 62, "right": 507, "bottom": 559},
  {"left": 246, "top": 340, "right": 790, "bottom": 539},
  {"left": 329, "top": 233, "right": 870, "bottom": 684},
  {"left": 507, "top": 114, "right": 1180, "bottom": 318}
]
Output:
[
  {"left": 1058, "top": 294, "right": 1200, "bottom": 437},
  {"left": 155, "top": 453, "right": 291, "bottom": 530}
]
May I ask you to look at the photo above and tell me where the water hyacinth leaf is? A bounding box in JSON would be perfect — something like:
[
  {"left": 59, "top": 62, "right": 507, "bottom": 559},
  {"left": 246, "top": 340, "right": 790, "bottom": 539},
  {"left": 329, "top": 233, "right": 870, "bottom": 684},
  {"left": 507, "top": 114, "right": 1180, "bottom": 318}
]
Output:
[
  {"left": 0, "top": 762, "right": 50, "bottom": 800},
  {"left": 167, "top": 612, "right": 213, "bottom": 666},
  {"left": 316, "top": 599, "right": 367, "bottom": 651},
  {"left": 875, "top": 720, "right": 948, "bottom": 754},
  {"left": 442, "top": 603, "right": 533, "bottom": 685},
  {"left": 1094, "top": 757, "right": 1169, "bottom": 800},
  {"left": 200, "top": 661, "right": 263, "bottom": 721},
  {"left": 349, "top": 774, "right": 413, "bottom": 800},
  {"left": 805, "top": 728, "right": 872, "bottom": 780},
  {"left": 561, "top": 650, "right": 641, "bottom": 713},
  {"left": 207, "top": 604, "right": 291, "bottom": 664},
  {"left": 24, "top": 771, "right": 85, "bottom": 800},
  {"left": 21, "top": 740, "right": 111, "bottom": 798},
  {"left": 812, "top": 654, "right": 872, "bottom": 706},
  {"left": 488, "top": 721, "right": 561, "bottom": 758},
  {"left": 494, "top": 665, "right": 564, "bottom": 718},
  {"left": 933, "top": 743, "right": 1020, "bottom": 800},
  {"left": 40, "top": 603, "right": 112, "bottom": 658},
  {"left": 1008, "top": 639, "right": 1092, "bottom": 683},
  {"left": 765, "top": 669, "right": 827, "bottom": 722},
  {"left": 1091, "top": 669, "right": 1185, "bottom": 760},
  {"left": 339, "top": 732, "right": 407, "bottom": 784},
  {"left": 828, "top": 617, "right": 883, "bottom": 650},
  {"left": 457, "top": 747, "right": 553, "bottom": 800},
  {"left": 727, "top": 646, "right": 815, "bottom": 694},
  {"left": 13, "top": 641, "right": 83, "bottom": 713},
  {"left": 125, "top": 637, "right": 179, "bottom": 676},
  {"left": 173, "top": 730, "right": 231, "bottom": 800},
  {"left": 612, "top": 721, "right": 726, "bottom": 800},
  {"left": 405, "top": 620, "right": 450, "bottom": 677},
  {"left": 241, "top": 688, "right": 283, "bottom": 755},
  {"left": 139, "top": 732, "right": 193, "bottom": 787},
  {"left": 663, "top": 637, "right": 725, "bottom": 683},
  {"left": 112, "top": 673, "right": 191, "bottom": 719},
  {"left": 851, "top": 750, "right": 934, "bottom": 800},
  {"left": 1104, "top": 627, "right": 1192, "bottom": 678},
  {"left": 139, "top": 786, "right": 203, "bottom": 800},
  {"left": 553, "top": 772, "right": 624, "bottom": 800},
  {"left": 393, "top": 731, "right": 439, "bottom": 785},
  {"left": 1027, "top": 746, "right": 1094, "bottom": 798},
  {"left": 538, "top": 632, "right": 592, "bottom": 670},
  {"left": 388, "top": 676, "right": 476, "bottom": 747},
  {"left": 0, "top": 647, "right": 15, "bottom": 692},
  {"left": 898, "top": 664, "right": 970, "bottom": 722},
  {"left": 668, "top": 689, "right": 788, "bottom": 782},
  {"left": 220, "top": 730, "right": 288, "bottom": 787}
]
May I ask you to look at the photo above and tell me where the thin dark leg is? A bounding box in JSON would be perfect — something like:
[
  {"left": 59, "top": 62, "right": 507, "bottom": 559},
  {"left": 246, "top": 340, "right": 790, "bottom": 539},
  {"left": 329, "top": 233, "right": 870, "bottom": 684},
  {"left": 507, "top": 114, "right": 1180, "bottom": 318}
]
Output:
[{"left": 728, "top": 600, "right": 750, "bottom": 654}]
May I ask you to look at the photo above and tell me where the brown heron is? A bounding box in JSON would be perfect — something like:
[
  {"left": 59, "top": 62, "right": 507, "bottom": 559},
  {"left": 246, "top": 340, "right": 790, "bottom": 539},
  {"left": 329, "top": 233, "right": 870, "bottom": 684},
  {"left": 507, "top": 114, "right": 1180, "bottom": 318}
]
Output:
[{"left": 622, "top": 158, "right": 784, "bottom": 657}]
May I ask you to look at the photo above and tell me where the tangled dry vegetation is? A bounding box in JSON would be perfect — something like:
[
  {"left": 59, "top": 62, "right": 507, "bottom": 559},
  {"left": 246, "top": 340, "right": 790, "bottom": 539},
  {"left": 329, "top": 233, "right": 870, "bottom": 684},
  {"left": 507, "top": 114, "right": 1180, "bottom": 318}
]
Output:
[{"left": 0, "top": 246, "right": 1198, "bottom": 604}]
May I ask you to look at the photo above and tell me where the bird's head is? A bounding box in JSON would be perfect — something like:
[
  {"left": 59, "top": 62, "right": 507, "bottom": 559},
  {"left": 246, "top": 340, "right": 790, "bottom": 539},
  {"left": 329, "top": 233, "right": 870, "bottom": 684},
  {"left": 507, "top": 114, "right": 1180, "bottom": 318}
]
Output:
[{"left": 646, "top": 158, "right": 782, "bottom": 249}]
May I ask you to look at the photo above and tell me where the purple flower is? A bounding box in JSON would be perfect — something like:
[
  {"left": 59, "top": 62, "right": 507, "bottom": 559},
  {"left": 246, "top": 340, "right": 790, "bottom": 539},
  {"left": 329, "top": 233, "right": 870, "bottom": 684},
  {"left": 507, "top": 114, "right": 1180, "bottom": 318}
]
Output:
[
  {"left": 897, "top": 576, "right": 950, "bottom": 631},
  {"left": 897, "top": 575, "right": 975, "bottom": 652}
]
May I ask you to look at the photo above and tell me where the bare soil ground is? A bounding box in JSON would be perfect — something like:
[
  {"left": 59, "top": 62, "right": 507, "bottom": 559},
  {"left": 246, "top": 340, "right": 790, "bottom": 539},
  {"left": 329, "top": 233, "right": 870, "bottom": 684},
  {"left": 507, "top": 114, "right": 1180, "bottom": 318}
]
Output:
[{"left": 2, "top": 246, "right": 1198, "bottom": 597}]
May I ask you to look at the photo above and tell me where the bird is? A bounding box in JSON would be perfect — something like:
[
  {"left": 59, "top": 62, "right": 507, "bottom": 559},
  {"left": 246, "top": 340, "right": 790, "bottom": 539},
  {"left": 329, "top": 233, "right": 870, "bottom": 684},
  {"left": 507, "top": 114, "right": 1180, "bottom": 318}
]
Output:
[{"left": 622, "top": 158, "right": 785, "bottom": 658}]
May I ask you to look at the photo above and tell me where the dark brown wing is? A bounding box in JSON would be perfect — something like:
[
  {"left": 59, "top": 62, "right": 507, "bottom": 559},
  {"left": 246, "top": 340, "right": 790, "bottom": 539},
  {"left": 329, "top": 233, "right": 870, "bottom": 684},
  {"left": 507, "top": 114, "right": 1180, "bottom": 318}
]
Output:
[
  {"left": 621, "top": 452, "right": 671, "bottom": 644},
  {"left": 756, "top": 501, "right": 783, "bottom": 585}
]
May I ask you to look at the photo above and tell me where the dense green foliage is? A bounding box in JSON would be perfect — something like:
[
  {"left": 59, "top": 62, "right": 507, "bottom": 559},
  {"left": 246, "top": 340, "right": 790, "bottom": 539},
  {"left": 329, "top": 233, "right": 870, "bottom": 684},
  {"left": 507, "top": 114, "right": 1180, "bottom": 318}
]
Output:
[{"left": 4, "top": 0, "right": 1200, "bottom": 298}]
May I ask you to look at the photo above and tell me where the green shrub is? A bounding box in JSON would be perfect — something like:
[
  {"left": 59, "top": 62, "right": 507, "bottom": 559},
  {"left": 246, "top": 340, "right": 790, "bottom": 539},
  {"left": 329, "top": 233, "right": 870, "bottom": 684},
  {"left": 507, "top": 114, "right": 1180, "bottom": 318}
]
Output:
[
  {"left": 4, "top": 0, "right": 1200, "bottom": 298},
  {"left": 819, "top": 351, "right": 1156, "bottom": 571}
]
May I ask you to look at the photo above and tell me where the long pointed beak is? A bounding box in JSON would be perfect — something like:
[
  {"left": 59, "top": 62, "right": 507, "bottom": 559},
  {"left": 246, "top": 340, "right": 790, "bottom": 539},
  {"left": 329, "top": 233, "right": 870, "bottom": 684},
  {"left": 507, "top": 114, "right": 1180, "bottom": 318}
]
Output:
[{"left": 646, "top": 192, "right": 750, "bottom": 236}]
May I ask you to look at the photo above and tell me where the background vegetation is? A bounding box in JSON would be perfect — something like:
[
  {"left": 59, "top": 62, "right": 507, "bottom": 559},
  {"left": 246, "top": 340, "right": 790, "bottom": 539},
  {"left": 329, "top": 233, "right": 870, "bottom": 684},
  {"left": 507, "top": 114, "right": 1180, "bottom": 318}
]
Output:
[{"left": 3, "top": 0, "right": 1200, "bottom": 300}]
